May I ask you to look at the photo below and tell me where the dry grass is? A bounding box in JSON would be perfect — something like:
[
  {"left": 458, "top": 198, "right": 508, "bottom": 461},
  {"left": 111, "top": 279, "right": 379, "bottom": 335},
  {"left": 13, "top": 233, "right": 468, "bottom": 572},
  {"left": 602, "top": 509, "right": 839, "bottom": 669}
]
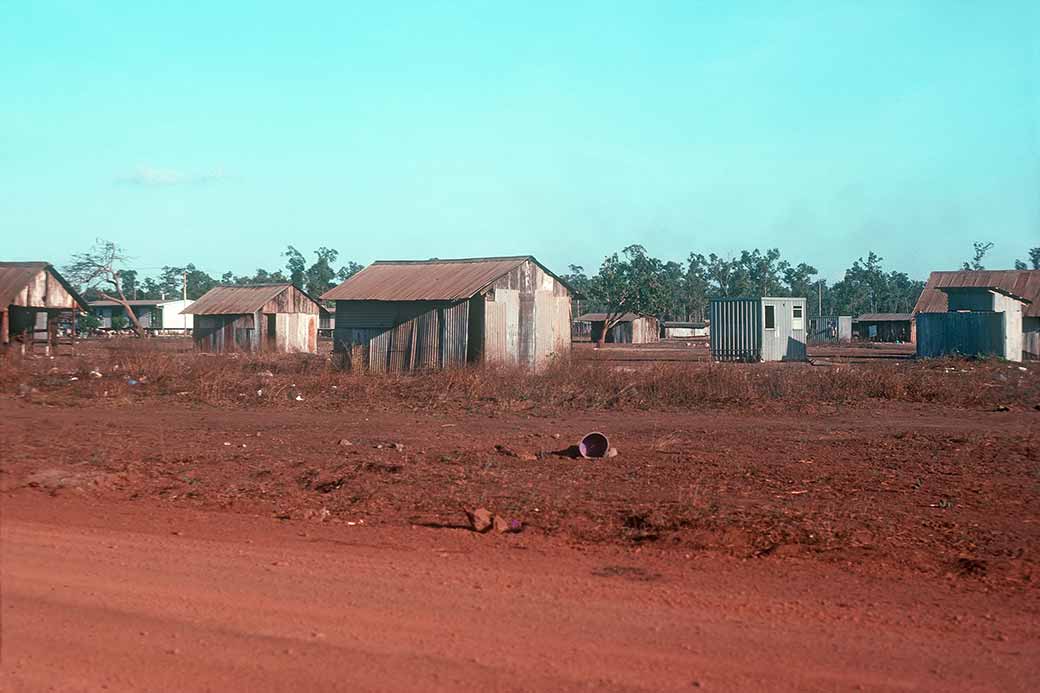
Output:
[{"left": 2, "top": 339, "right": 1037, "bottom": 412}]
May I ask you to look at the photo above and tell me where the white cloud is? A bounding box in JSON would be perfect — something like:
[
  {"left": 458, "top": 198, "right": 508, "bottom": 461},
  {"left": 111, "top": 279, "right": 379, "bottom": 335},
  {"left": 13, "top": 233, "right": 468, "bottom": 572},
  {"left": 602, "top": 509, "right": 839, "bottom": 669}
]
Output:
[{"left": 116, "top": 166, "right": 229, "bottom": 187}]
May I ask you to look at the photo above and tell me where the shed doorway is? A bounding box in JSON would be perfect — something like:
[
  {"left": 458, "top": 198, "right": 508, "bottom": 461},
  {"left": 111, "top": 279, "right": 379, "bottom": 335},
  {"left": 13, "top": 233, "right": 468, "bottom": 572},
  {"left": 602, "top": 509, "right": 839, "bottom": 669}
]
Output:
[{"left": 266, "top": 314, "right": 276, "bottom": 350}]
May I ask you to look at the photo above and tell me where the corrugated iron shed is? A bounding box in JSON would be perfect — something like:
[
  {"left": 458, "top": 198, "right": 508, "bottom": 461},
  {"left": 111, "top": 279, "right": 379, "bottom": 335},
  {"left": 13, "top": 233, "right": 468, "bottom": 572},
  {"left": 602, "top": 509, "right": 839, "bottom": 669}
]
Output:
[
  {"left": 0, "top": 262, "right": 87, "bottom": 309},
  {"left": 914, "top": 270, "right": 1040, "bottom": 318},
  {"left": 322, "top": 256, "right": 573, "bottom": 302},
  {"left": 855, "top": 313, "right": 913, "bottom": 322},
  {"left": 183, "top": 284, "right": 321, "bottom": 315}
]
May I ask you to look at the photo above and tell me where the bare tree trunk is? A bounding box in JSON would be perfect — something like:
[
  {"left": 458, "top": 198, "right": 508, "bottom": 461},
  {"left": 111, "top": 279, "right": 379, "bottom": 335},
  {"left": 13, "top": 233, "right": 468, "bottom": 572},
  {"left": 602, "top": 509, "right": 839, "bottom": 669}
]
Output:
[{"left": 100, "top": 273, "right": 147, "bottom": 338}]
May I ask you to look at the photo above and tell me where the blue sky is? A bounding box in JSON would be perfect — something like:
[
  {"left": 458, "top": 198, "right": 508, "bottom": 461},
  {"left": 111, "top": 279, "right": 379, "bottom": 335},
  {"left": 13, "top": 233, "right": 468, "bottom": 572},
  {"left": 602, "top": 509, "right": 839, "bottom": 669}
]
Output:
[{"left": 3, "top": 2, "right": 1038, "bottom": 281}]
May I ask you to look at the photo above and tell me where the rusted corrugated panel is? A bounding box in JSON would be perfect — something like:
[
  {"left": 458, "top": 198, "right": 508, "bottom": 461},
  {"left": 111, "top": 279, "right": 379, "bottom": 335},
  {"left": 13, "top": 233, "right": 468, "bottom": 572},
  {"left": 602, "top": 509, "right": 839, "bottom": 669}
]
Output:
[
  {"left": 322, "top": 257, "right": 528, "bottom": 302},
  {"left": 441, "top": 301, "right": 469, "bottom": 366},
  {"left": 323, "top": 256, "right": 578, "bottom": 303},
  {"left": 184, "top": 284, "right": 321, "bottom": 315},
  {"left": 914, "top": 270, "right": 1040, "bottom": 318},
  {"left": 369, "top": 330, "right": 391, "bottom": 372},
  {"left": 533, "top": 290, "right": 555, "bottom": 366},
  {"left": 0, "top": 262, "right": 87, "bottom": 310},
  {"left": 415, "top": 309, "right": 439, "bottom": 369}
]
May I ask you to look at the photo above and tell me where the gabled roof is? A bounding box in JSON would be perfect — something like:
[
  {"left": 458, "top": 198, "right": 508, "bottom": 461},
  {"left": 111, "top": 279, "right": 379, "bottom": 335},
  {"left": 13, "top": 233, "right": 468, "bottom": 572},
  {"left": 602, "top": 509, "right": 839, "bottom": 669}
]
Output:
[
  {"left": 181, "top": 283, "right": 319, "bottom": 315},
  {"left": 914, "top": 270, "right": 1040, "bottom": 318},
  {"left": 321, "top": 256, "right": 574, "bottom": 302},
  {"left": 0, "top": 261, "right": 88, "bottom": 310}
]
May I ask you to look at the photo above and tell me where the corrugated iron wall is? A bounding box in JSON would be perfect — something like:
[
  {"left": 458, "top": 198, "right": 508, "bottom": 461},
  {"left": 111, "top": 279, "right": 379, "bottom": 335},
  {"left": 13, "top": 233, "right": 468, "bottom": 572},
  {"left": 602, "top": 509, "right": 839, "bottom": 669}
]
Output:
[
  {"left": 193, "top": 314, "right": 255, "bottom": 352},
  {"left": 274, "top": 313, "right": 318, "bottom": 353},
  {"left": 917, "top": 312, "right": 1006, "bottom": 359},
  {"left": 1024, "top": 318, "right": 1039, "bottom": 359},
  {"left": 334, "top": 300, "right": 470, "bottom": 372},
  {"left": 710, "top": 299, "right": 761, "bottom": 361}
]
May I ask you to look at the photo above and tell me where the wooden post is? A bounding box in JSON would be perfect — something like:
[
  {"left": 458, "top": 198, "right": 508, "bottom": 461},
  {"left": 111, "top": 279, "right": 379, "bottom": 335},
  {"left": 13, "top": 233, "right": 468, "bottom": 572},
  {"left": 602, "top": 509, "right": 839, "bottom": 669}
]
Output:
[
  {"left": 47, "top": 311, "right": 58, "bottom": 355},
  {"left": 1, "top": 309, "right": 8, "bottom": 346}
]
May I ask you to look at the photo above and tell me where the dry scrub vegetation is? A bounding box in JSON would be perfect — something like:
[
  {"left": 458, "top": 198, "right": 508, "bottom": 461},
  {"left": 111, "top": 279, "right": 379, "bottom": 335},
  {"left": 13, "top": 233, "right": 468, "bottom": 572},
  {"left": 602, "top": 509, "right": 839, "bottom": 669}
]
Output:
[{"left": 2, "top": 339, "right": 1036, "bottom": 412}]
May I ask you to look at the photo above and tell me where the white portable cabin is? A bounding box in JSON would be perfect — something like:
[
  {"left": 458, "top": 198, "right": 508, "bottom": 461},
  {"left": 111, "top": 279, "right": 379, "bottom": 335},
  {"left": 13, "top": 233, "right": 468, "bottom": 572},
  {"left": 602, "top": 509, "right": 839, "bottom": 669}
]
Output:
[{"left": 709, "top": 297, "right": 808, "bottom": 362}]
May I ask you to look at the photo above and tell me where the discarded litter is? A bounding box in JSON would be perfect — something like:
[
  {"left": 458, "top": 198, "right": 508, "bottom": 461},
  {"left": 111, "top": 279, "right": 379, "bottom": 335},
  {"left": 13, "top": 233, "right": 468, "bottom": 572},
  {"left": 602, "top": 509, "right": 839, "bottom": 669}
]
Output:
[{"left": 579, "top": 432, "right": 610, "bottom": 459}]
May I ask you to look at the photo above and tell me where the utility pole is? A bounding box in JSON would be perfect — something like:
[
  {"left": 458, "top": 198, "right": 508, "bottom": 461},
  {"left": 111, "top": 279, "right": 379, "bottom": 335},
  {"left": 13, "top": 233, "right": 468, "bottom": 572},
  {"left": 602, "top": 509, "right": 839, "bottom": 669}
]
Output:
[
  {"left": 818, "top": 280, "right": 823, "bottom": 317},
  {"left": 182, "top": 271, "right": 188, "bottom": 301}
]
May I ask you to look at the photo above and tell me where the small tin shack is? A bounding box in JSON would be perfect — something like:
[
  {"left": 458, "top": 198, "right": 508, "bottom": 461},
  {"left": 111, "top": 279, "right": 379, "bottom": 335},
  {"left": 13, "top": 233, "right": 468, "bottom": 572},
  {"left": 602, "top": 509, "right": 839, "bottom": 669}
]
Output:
[
  {"left": 577, "top": 312, "right": 660, "bottom": 344},
  {"left": 181, "top": 283, "right": 320, "bottom": 353},
  {"left": 662, "top": 320, "right": 708, "bottom": 339},
  {"left": 709, "top": 297, "right": 808, "bottom": 362},
  {"left": 916, "top": 286, "right": 1029, "bottom": 362},
  {"left": 322, "top": 256, "right": 573, "bottom": 371},
  {"left": 852, "top": 313, "right": 913, "bottom": 343},
  {"left": 0, "top": 262, "right": 88, "bottom": 351},
  {"left": 915, "top": 269, "right": 1039, "bottom": 360}
]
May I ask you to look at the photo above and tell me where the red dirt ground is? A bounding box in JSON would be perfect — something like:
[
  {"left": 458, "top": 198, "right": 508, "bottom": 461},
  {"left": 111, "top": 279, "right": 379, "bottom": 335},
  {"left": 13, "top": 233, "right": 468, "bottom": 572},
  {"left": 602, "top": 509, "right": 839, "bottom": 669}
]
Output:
[{"left": 1, "top": 340, "right": 1038, "bottom": 690}]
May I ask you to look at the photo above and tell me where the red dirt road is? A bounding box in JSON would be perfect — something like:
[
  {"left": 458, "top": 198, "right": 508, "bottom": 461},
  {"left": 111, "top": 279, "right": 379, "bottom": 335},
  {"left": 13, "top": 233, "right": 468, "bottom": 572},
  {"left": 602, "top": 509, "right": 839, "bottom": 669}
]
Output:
[{"left": 3, "top": 495, "right": 1037, "bottom": 692}]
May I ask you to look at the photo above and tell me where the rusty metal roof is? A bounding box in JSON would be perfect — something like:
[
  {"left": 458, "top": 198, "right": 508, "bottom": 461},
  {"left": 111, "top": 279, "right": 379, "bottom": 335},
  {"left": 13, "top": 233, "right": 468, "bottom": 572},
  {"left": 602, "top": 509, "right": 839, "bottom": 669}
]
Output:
[
  {"left": 0, "top": 261, "right": 88, "bottom": 310},
  {"left": 181, "top": 284, "right": 293, "bottom": 315},
  {"left": 855, "top": 313, "right": 913, "bottom": 322},
  {"left": 914, "top": 270, "right": 1040, "bottom": 318},
  {"left": 321, "top": 256, "right": 572, "bottom": 302}
]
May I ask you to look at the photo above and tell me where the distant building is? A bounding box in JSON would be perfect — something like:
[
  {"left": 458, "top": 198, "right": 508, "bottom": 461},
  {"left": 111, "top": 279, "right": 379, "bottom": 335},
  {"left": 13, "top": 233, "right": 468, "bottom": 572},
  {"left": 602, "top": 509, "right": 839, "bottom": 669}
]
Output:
[
  {"left": 808, "top": 315, "right": 853, "bottom": 343},
  {"left": 709, "top": 297, "right": 808, "bottom": 362},
  {"left": 914, "top": 270, "right": 1039, "bottom": 360},
  {"left": 322, "top": 256, "right": 574, "bottom": 371},
  {"left": 0, "top": 262, "right": 87, "bottom": 350},
  {"left": 917, "top": 286, "right": 1030, "bottom": 362},
  {"left": 576, "top": 313, "right": 660, "bottom": 344},
  {"left": 852, "top": 313, "right": 913, "bottom": 343},
  {"left": 89, "top": 298, "right": 194, "bottom": 331},
  {"left": 181, "top": 284, "right": 321, "bottom": 353},
  {"left": 662, "top": 320, "right": 708, "bottom": 339}
]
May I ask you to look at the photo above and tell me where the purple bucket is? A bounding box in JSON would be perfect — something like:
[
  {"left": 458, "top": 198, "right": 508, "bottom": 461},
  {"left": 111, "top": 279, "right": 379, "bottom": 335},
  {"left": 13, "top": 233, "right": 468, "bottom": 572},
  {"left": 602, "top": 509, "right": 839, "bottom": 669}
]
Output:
[{"left": 579, "top": 432, "right": 610, "bottom": 459}]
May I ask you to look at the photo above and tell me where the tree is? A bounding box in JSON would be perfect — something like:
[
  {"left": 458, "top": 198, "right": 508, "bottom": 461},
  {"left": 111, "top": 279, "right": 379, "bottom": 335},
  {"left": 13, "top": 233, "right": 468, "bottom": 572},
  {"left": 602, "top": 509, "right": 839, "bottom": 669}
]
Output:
[
  {"left": 1015, "top": 247, "right": 1040, "bottom": 270},
  {"left": 284, "top": 246, "right": 307, "bottom": 286},
  {"left": 586, "top": 245, "right": 669, "bottom": 345},
  {"left": 963, "top": 241, "right": 994, "bottom": 271},
  {"left": 64, "top": 240, "right": 147, "bottom": 337},
  {"left": 337, "top": 261, "right": 363, "bottom": 281},
  {"left": 304, "top": 247, "right": 340, "bottom": 297}
]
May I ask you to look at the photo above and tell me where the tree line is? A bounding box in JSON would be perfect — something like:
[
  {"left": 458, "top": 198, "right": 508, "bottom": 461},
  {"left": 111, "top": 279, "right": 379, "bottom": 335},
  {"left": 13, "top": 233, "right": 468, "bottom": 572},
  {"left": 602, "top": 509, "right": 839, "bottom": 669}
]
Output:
[
  {"left": 73, "top": 244, "right": 363, "bottom": 304},
  {"left": 564, "top": 242, "right": 1040, "bottom": 336},
  {"left": 62, "top": 238, "right": 1039, "bottom": 338}
]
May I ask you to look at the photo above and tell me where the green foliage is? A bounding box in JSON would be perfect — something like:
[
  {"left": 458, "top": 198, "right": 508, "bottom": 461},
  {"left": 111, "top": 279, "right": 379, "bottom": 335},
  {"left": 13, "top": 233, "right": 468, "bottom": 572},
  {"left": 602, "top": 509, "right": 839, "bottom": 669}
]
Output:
[
  {"left": 963, "top": 241, "right": 994, "bottom": 271},
  {"left": 76, "top": 312, "right": 101, "bottom": 333},
  {"left": 284, "top": 245, "right": 307, "bottom": 286},
  {"left": 110, "top": 315, "right": 129, "bottom": 330}
]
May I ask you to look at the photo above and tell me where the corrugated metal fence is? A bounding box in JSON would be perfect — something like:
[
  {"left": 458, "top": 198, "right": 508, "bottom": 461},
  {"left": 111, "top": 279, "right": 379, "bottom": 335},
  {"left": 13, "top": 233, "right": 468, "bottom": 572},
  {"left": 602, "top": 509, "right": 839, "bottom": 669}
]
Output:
[
  {"left": 916, "top": 312, "right": 1005, "bottom": 359},
  {"left": 709, "top": 299, "right": 761, "bottom": 361}
]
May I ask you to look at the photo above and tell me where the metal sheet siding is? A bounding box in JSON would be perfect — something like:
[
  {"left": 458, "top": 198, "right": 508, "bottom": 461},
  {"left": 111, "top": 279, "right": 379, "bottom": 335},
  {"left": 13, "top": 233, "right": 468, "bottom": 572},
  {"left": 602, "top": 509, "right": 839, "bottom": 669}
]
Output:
[
  {"left": 761, "top": 297, "right": 807, "bottom": 362},
  {"left": 441, "top": 301, "right": 470, "bottom": 367},
  {"left": 710, "top": 298, "right": 761, "bottom": 361},
  {"left": 917, "top": 312, "right": 1006, "bottom": 359}
]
